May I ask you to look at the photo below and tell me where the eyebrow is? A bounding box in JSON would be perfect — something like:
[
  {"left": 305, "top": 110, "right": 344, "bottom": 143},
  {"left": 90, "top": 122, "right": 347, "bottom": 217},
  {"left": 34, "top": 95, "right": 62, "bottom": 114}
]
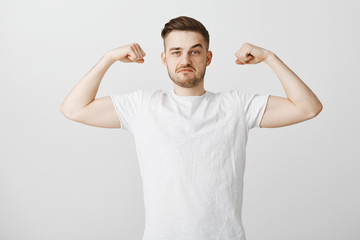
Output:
[{"left": 169, "top": 43, "right": 203, "bottom": 51}]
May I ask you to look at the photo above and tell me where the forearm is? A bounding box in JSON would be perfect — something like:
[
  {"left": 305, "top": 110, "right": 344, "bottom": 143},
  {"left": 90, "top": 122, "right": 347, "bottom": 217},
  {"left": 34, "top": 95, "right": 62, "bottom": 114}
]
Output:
[
  {"left": 60, "top": 52, "right": 116, "bottom": 115},
  {"left": 264, "top": 52, "right": 323, "bottom": 114}
]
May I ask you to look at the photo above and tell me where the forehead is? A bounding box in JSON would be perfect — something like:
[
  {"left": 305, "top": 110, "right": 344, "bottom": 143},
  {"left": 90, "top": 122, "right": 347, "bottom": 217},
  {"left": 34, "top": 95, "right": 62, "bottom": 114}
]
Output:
[{"left": 164, "top": 30, "right": 206, "bottom": 50}]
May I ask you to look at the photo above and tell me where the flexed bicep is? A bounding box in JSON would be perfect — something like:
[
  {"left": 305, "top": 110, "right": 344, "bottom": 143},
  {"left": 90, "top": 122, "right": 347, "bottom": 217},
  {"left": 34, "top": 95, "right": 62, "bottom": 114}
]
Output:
[{"left": 62, "top": 96, "right": 121, "bottom": 129}]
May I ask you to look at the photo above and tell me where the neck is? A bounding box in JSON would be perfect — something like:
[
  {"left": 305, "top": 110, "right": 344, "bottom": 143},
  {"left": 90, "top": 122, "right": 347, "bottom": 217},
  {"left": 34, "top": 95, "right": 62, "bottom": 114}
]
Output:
[{"left": 173, "top": 82, "right": 206, "bottom": 97}]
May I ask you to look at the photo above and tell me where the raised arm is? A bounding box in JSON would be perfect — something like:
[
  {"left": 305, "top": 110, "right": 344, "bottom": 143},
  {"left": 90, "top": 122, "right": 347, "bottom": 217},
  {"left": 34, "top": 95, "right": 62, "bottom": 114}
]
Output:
[
  {"left": 60, "top": 43, "right": 146, "bottom": 128},
  {"left": 235, "top": 42, "right": 323, "bottom": 128}
]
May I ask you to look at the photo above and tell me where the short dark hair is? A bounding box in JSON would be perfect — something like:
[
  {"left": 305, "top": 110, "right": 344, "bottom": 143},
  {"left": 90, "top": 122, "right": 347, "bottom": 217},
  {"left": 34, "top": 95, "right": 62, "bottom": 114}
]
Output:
[{"left": 161, "top": 16, "right": 210, "bottom": 51}]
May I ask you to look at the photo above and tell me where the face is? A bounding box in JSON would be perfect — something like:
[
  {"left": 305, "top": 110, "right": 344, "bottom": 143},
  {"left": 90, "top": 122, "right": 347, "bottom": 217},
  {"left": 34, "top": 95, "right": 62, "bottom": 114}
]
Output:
[{"left": 161, "top": 30, "right": 212, "bottom": 88}]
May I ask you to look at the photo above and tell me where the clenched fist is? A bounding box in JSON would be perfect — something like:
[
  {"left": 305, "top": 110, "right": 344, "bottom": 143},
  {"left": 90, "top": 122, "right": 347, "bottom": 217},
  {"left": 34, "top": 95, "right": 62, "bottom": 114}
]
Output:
[
  {"left": 108, "top": 43, "right": 146, "bottom": 63},
  {"left": 235, "top": 42, "right": 272, "bottom": 65}
]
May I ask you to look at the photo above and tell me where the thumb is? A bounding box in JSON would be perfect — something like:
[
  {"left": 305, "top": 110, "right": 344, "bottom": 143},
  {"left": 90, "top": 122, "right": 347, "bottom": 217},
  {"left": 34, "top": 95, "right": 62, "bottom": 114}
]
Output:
[
  {"left": 235, "top": 59, "right": 244, "bottom": 65},
  {"left": 136, "top": 58, "right": 145, "bottom": 63}
]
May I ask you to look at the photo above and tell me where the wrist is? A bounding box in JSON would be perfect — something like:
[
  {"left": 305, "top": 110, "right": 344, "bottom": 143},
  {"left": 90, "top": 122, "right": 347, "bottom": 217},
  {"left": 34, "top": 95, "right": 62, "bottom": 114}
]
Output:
[
  {"left": 264, "top": 51, "right": 276, "bottom": 64},
  {"left": 104, "top": 50, "right": 118, "bottom": 64}
]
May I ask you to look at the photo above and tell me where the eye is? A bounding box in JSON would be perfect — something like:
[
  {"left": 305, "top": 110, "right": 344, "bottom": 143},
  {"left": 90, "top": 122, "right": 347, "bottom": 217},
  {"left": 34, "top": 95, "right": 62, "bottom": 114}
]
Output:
[
  {"left": 192, "top": 50, "right": 199, "bottom": 54},
  {"left": 172, "top": 51, "right": 180, "bottom": 55}
]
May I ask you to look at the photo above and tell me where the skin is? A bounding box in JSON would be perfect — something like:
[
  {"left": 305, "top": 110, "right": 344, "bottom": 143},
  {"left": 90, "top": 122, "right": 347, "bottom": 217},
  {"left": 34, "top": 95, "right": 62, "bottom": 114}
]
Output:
[
  {"left": 160, "top": 30, "right": 213, "bottom": 96},
  {"left": 60, "top": 30, "right": 323, "bottom": 129}
]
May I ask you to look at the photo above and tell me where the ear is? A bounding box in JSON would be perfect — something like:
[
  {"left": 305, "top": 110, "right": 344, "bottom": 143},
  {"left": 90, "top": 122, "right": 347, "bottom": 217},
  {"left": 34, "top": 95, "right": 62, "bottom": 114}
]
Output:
[
  {"left": 206, "top": 50, "right": 213, "bottom": 66},
  {"left": 161, "top": 51, "right": 167, "bottom": 67}
]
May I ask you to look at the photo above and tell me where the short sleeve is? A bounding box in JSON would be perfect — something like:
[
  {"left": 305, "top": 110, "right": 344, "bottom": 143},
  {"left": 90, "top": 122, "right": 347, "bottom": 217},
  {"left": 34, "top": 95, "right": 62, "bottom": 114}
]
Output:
[
  {"left": 237, "top": 90, "right": 270, "bottom": 129},
  {"left": 110, "top": 89, "right": 144, "bottom": 132}
]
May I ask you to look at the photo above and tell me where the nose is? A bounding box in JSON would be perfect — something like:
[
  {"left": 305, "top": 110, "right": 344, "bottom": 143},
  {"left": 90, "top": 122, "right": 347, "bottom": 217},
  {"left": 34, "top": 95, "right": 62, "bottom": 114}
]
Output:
[{"left": 180, "top": 53, "right": 192, "bottom": 65}]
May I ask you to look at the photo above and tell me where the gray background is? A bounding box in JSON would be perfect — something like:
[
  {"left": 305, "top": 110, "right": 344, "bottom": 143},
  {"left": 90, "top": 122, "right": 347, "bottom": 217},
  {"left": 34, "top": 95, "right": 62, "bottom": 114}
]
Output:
[{"left": 1, "top": 0, "right": 359, "bottom": 239}]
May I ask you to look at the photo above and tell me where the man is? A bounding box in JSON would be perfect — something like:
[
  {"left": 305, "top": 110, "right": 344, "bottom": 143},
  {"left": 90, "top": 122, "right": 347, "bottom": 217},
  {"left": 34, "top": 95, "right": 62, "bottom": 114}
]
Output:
[{"left": 60, "top": 16, "right": 322, "bottom": 240}]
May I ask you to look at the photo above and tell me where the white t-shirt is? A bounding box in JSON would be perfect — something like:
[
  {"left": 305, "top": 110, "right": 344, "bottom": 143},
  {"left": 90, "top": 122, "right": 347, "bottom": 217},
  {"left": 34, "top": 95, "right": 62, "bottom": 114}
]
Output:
[{"left": 111, "top": 89, "right": 270, "bottom": 240}]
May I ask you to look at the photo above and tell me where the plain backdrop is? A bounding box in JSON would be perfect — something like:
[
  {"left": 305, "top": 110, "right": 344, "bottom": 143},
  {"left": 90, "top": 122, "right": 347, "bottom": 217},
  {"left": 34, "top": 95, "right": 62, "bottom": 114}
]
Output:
[{"left": 1, "top": 0, "right": 359, "bottom": 239}]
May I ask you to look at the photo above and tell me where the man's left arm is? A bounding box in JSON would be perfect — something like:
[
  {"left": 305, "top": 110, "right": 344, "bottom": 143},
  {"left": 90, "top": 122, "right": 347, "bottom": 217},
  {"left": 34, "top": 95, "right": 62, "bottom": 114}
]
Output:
[{"left": 235, "top": 42, "right": 323, "bottom": 128}]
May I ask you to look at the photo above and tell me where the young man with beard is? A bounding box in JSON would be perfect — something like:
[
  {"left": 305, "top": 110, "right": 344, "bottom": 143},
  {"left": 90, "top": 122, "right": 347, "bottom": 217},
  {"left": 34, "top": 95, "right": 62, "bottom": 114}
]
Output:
[{"left": 60, "top": 16, "right": 322, "bottom": 240}]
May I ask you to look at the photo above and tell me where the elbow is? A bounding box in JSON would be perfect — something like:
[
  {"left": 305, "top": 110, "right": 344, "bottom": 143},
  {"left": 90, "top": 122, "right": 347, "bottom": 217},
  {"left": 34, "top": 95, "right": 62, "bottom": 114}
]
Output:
[
  {"left": 60, "top": 103, "right": 75, "bottom": 120},
  {"left": 308, "top": 103, "right": 323, "bottom": 118}
]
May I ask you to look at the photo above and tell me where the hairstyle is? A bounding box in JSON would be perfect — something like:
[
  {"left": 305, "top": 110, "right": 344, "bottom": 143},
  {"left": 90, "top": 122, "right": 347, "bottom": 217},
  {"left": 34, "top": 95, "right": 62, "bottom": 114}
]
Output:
[{"left": 161, "top": 16, "right": 210, "bottom": 51}]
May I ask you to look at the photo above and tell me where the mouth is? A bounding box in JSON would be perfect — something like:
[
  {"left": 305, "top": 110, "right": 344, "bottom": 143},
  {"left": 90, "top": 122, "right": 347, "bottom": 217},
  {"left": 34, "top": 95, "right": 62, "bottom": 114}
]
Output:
[{"left": 177, "top": 68, "right": 194, "bottom": 73}]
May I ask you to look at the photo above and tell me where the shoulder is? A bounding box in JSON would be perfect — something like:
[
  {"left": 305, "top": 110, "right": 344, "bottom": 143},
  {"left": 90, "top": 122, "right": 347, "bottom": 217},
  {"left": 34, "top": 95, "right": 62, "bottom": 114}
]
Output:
[
  {"left": 215, "top": 89, "right": 242, "bottom": 101},
  {"left": 122, "top": 88, "right": 160, "bottom": 98},
  {"left": 110, "top": 89, "right": 159, "bottom": 105},
  {"left": 221, "top": 89, "right": 261, "bottom": 103},
  {"left": 215, "top": 89, "right": 263, "bottom": 109},
  {"left": 128, "top": 89, "right": 165, "bottom": 106}
]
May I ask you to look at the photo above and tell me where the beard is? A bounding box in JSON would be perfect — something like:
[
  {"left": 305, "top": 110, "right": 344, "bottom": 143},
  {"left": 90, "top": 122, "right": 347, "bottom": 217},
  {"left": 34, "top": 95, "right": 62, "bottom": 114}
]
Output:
[{"left": 166, "top": 64, "right": 207, "bottom": 88}]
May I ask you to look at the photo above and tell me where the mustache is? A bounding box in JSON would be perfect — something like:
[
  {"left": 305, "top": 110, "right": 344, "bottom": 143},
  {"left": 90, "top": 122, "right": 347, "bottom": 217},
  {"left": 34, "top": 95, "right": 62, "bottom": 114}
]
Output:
[{"left": 177, "top": 65, "right": 195, "bottom": 72}]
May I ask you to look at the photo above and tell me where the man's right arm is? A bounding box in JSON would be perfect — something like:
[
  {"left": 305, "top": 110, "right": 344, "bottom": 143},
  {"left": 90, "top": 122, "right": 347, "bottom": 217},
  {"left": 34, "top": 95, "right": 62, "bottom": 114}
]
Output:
[{"left": 59, "top": 43, "right": 146, "bottom": 128}]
